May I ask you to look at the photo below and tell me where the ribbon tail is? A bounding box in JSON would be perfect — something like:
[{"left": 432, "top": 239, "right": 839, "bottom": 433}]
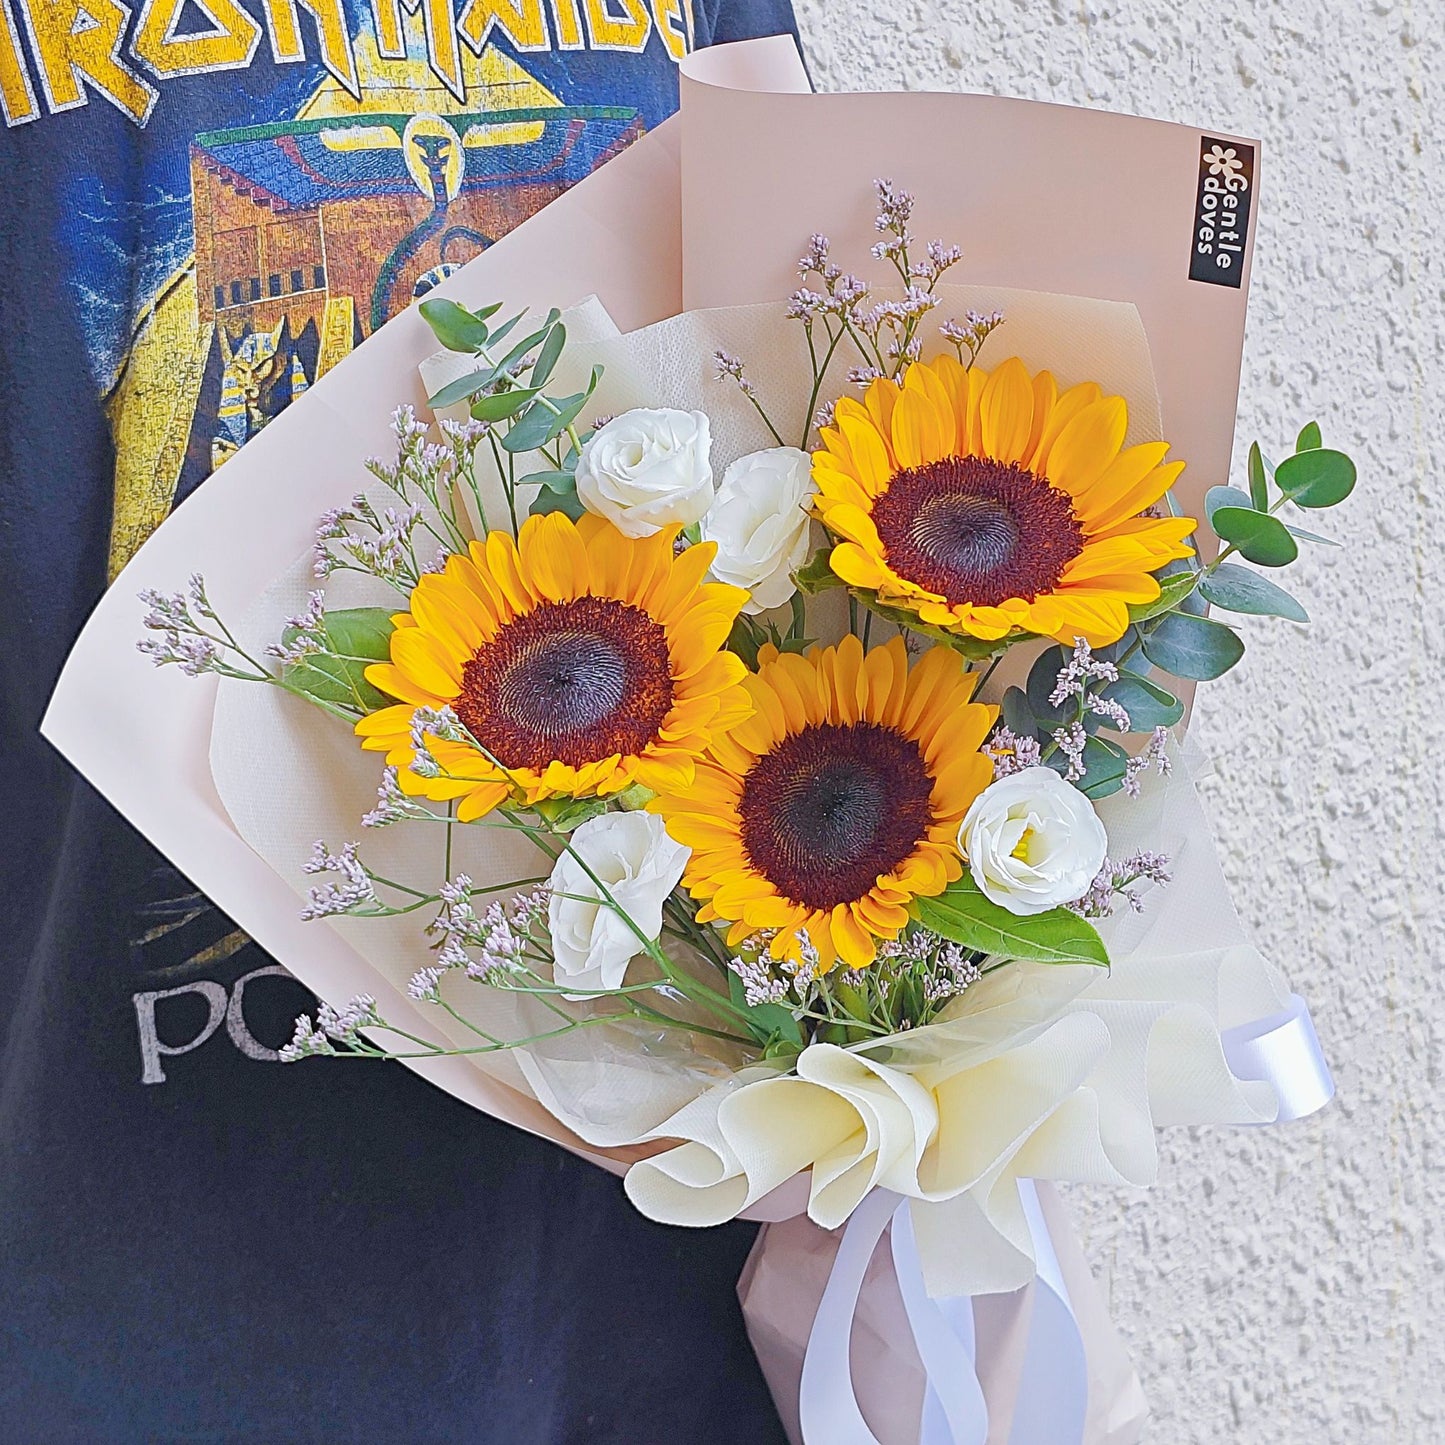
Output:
[
  {"left": 1006, "top": 1179, "right": 1090, "bottom": 1445},
  {"left": 798, "top": 1188, "right": 898, "bottom": 1445},
  {"left": 890, "top": 1201, "right": 989, "bottom": 1445},
  {"left": 1222, "top": 992, "right": 1334, "bottom": 1122}
]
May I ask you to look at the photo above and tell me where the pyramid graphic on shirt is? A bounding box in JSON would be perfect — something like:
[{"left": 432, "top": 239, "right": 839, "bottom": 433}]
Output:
[{"left": 105, "top": 27, "right": 647, "bottom": 578}]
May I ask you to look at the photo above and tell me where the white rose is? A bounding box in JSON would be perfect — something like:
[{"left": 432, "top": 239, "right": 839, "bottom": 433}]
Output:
[
  {"left": 701, "top": 447, "right": 816, "bottom": 614},
  {"left": 957, "top": 766, "right": 1108, "bottom": 916},
  {"left": 547, "top": 812, "right": 690, "bottom": 998},
  {"left": 575, "top": 408, "right": 714, "bottom": 538}
]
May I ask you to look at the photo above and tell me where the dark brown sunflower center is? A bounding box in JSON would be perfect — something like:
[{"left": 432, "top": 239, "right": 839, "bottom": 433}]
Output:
[
  {"left": 872, "top": 455, "right": 1084, "bottom": 607},
  {"left": 737, "top": 721, "right": 934, "bottom": 911},
  {"left": 455, "top": 596, "right": 673, "bottom": 771}
]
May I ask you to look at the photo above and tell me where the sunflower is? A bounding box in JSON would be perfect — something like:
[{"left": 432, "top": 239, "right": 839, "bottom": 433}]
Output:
[
  {"left": 651, "top": 635, "right": 996, "bottom": 972},
  {"left": 356, "top": 512, "right": 751, "bottom": 820},
  {"left": 813, "top": 355, "right": 1197, "bottom": 647}
]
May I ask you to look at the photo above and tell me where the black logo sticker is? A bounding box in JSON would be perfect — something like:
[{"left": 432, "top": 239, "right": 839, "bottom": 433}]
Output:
[{"left": 1189, "top": 137, "right": 1255, "bottom": 287}]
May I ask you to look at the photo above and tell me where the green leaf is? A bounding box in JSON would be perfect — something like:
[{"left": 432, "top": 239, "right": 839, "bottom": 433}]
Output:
[
  {"left": 280, "top": 607, "right": 395, "bottom": 715},
  {"left": 1274, "top": 448, "right": 1356, "bottom": 509},
  {"left": 1284, "top": 523, "right": 1339, "bottom": 546},
  {"left": 323, "top": 608, "right": 396, "bottom": 658},
  {"left": 1075, "top": 736, "right": 1130, "bottom": 798},
  {"left": 1025, "top": 645, "right": 1070, "bottom": 723},
  {"left": 846, "top": 595, "right": 1015, "bottom": 659},
  {"left": 1295, "top": 421, "right": 1322, "bottom": 452},
  {"left": 1212, "top": 506, "right": 1299, "bottom": 567},
  {"left": 727, "top": 967, "right": 804, "bottom": 1047},
  {"left": 915, "top": 876, "right": 1109, "bottom": 967},
  {"left": 518, "top": 469, "right": 578, "bottom": 494},
  {"left": 1198, "top": 563, "right": 1309, "bottom": 622},
  {"left": 1205, "top": 485, "right": 1253, "bottom": 524},
  {"left": 531, "top": 322, "right": 567, "bottom": 388},
  {"left": 1000, "top": 686, "right": 1035, "bottom": 737},
  {"left": 429, "top": 365, "right": 499, "bottom": 410},
  {"left": 1141, "top": 610, "right": 1245, "bottom": 680},
  {"left": 1127, "top": 566, "right": 1201, "bottom": 622},
  {"left": 418, "top": 298, "right": 490, "bottom": 353},
  {"left": 470, "top": 384, "right": 542, "bottom": 422},
  {"left": 794, "top": 548, "right": 844, "bottom": 594},
  {"left": 726, "top": 615, "right": 765, "bottom": 669},
  {"left": 480, "top": 309, "right": 525, "bottom": 354},
  {"left": 1098, "top": 672, "right": 1184, "bottom": 731},
  {"left": 1043, "top": 733, "right": 1130, "bottom": 793},
  {"left": 528, "top": 486, "right": 587, "bottom": 522},
  {"left": 501, "top": 366, "right": 601, "bottom": 455},
  {"left": 533, "top": 796, "right": 609, "bottom": 832},
  {"left": 491, "top": 311, "right": 562, "bottom": 384},
  {"left": 1247, "top": 441, "right": 1269, "bottom": 510}
]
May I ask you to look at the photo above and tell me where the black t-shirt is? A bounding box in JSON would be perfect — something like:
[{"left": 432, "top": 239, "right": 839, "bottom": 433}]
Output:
[{"left": 1, "top": 4, "right": 797, "bottom": 1439}]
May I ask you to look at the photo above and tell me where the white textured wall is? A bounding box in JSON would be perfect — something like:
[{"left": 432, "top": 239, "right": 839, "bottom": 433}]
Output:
[{"left": 795, "top": 2, "right": 1440, "bottom": 1439}]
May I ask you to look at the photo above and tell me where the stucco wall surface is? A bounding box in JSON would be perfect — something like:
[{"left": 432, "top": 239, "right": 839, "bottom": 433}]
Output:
[{"left": 792, "top": 1, "right": 1441, "bottom": 1440}]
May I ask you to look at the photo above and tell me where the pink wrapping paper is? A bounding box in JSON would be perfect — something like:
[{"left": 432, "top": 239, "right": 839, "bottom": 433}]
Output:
[
  {"left": 42, "top": 35, "right": 1265, "bottom": 1440},
  {"left": 739, "top": 1185, "right": 1149, "bottom": 1445}
]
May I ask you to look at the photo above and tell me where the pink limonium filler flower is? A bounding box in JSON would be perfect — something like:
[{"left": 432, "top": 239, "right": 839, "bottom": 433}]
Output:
[
  {"left": 1123, "top": 726, "right": 1173, "bottom": 798},
  {"left": 299, "top": 840, "right": 376, "bottom": 921},
  {"left": 137, "top": 574, "right": 279, "bottom": 681},
  {"left": 1069, "top": 851, "right": 1173, "bottom": 918},
  {"left": 1051, "top": 721, "right": 1089, "bottom": 783},
  {"left": 986, "top": 726, "right": 1044, "bottom": 779},
  {"left": 1050, "top": 637, "right": 1120, "bottom": 708},
  {"left": 265, "top": 590, "right": 327, "bottom": 665}
]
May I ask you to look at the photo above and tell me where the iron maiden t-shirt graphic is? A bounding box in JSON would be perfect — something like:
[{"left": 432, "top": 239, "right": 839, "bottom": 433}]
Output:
[{"left": 0, "top": 0, "right": 695, "bottom": 575}]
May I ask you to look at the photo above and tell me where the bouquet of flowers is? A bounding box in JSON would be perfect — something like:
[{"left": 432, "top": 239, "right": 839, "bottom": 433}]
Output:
[{"left": 49, "top": 38, "right": 1345, "bottom": 1444}]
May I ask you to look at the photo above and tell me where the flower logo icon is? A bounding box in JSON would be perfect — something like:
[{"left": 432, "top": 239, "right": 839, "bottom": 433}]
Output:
[{"left": 1204, "top": 144, "right": 1246, "bottom": 181}]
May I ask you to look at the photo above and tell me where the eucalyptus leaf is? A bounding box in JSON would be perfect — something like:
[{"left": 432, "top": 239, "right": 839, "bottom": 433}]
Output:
[
  {"left": 518, "top": 469, "right": 578, "bottom": 494},
  {"left": 482, "top": 309, "right": 525, "bottom": 353},
  {"left": 1199, "top": 563, "right": 1309, "bottom": 622},
  {"left": 1295, "top": 421, "right": 1322, "bottom": 452},
  {"left": 501, "top": 367, "right": 601, "bottom": 454},
  {"left": 1247, "top": 441, "right": 1269, "bottom": 510},
  {"left": 915, "top": 876, "right": 1109, "bottom": 967},
  {"left": 1212, "top": 506, "right": 1299, "bottom": 567},
  {"left": 491, "top": 312, "right": 561, "bottom": 384},
  {"left": 1000, "top": 686, "right": 1035, "bottom": 738},
  {"left": 1025, "top": 644, "right": 1070, "bottom": 724},
  {"left": 528, "top": 485, "right": 587, "bottom": 522},
  {"left": 428, "top": 365, "right": 499, "bottom": 410},
  {"left": 1043, "top": 733, "right": 1129, "bottom": 792},
  {"left": 470, "top": 384, "right": 542, "bottom": 422},
  {"left": 1274, "top": 448, "right": 1356, "bottom": 509},
  {"left": 1076, "top": 736, "right": 1129, "bottom": 798},
  {"left": 1205, "top": 485, "right": 1253, "bottom": 524},
  {"left": 1098, "top": 673, "right": 1184, "bottom": 730},
  {"left": 531, "top": 323, "right": 567, "bottom": 388},
  {"left": 418, "top": 298, "right": 490, "bottom": 353},
  {"left": 1284, "top": 523, "right": 1340, "bottom": 546},
  {"left": 1140, "top": 610, "right": 1245, "bottom": 680}
]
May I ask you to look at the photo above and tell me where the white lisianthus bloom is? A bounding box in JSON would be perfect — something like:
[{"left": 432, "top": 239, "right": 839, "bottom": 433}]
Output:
[
  {"left": 957, "top": 766, "right": 1108, "bottom": 916},
  {"left": 547, "top": 812, "right": 690, "bottom": 998},
  {"left": 575, "top": 408, "right": 714, "bottom": 538},
  {"left": 701, "top": 447, "right": 816, "bottom": 614}
]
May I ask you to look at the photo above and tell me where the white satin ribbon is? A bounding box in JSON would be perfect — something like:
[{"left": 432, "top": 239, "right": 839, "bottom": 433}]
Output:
[
  {"left": 1221, "top": 993, "right": 1334, "bottom": 1122},
  {"left": 796, "top": 995, "right": 1334, "bottom": 1444},
  {"left": 799, "top": 1183, "right": 1086, "bottom": 1445}
]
